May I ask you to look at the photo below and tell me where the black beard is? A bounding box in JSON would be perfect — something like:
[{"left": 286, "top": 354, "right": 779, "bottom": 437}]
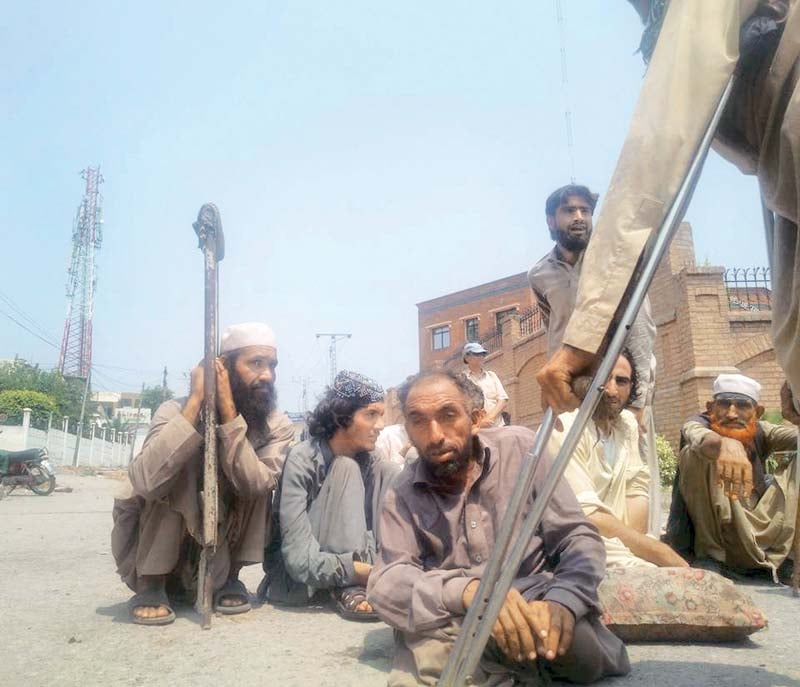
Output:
[
  {"left": 554, "top": 226, "right": 591, "bottom": 252},
  {"left": 592, "top": 394, "right": 623, "bottom": 430},
  {"left": 230, "top": 370, "right": 277, "bottom": 441},
  {"left": 427, "top": 438, "right": 475, "bottom": 480}
]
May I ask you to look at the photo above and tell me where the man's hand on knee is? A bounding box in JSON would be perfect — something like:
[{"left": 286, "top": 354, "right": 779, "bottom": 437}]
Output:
[{"left": 523, "top": 600, "right": 575, "bottom": 662}]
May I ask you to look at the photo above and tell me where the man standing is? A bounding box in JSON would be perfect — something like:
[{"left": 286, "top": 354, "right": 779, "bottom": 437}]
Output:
[
  {"left": 262, "top": 370, "right": 400, "bottom": 621},
  {"left": 368, "top": 370, "right": 629, "bottom": 686},
  {"left": 667, "top": 373, "right": 799, "bottom": 580},
  {"left": 546, "top": 351, "right": 687, "bottom": 568},
  {"left": 111, "top": 322, "right": 295, "bottom": 625},
  {"left": 463, "top": 342, "right": 509, "bottom": 428},
  {"left": 537, "top": 1, "right": 800, "bottom": 413},
  {"left": 528, "top": 184, "right": 656, "bottom": 415}
]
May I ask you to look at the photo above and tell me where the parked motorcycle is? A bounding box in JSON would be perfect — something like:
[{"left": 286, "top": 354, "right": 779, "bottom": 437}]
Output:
[{"left": 0, "top": 447, "right": 56, "bottom": 496}]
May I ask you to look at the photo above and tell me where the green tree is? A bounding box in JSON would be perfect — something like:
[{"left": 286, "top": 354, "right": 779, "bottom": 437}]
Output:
[
  {"left": 0, "top": 390, "right": 57, "bottom": 422},
  {"left": 140, "top": 384, "right": 175, "bottom": 413},
  {"left": 0, "top": 359, "right": 85, "bottom": 418}
]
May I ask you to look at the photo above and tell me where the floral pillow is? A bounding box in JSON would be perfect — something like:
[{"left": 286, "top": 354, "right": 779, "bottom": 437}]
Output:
[{"left": 598, "top": 567, "right": 767, "bottom": 642}]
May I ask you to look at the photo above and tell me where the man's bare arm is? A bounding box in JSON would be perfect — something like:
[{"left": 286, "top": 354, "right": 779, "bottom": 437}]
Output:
[{"left": 589, "top": 511, "right": 688, "bottom": 568}]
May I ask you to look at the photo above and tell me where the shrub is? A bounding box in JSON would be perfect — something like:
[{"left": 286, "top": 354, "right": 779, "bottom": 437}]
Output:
[
  {"left": 0, "top": 389, "right": 57, "bottom": 423},
  {"left": 656, "top": 433, "right": 678, "bottom": 487}
]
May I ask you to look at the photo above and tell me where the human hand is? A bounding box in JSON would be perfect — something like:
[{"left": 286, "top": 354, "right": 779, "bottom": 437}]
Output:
[
  {"left": 716, "top": 437, "right": 753, "bottom": 501},
  {"left": 536, "top": 346, "right": 597, "bottom": 415},
  {"left": 462, "top": 581, "right": 537, "bottom": 663},
  {"left": 647, "top": 540, "right": 690, "bottom": 568},
  {"left": 353, "top": 560, "right": 372, "bottom": 585},
  {"left": 525, "top": 600, "right": 576, "bottom": 662},
  {"left": 215, "top": 358, "right": 237, "bottom": 424},
  {"left": 188, "top": 361, "right": 205, "bottom": 403},
  {"left": 781, "top": 382, "right": 800, "bottom": 426}
]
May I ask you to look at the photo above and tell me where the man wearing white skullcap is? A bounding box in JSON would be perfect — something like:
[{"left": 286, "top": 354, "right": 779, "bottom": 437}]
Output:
[
  {"left": 666, "top": 372, "right": 799, "bottom": 581},
  {"left": 111, "top": 322, "right": 295, "bottom": 624}
]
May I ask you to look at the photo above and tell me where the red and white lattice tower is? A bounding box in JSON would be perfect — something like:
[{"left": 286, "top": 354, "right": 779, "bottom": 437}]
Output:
[{"left": 58, "top": 167, "right": 104, "bottom": 379}]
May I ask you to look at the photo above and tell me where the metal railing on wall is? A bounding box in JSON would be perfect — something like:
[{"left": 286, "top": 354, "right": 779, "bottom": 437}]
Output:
[
  {"left": 518, "top": 306, "right": 544, "bottom": 337},
  {"left": 724, "top": 267, "right": 771, "bottom": 312}
]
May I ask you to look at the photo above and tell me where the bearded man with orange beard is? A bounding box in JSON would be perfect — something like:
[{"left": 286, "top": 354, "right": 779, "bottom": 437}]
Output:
[{"left": 666, "top": 374, "right": 799, "bottom": 582}]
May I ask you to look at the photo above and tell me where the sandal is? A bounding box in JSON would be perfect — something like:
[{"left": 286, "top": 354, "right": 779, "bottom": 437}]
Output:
[
  {"left": 128, "top": 589, "right": 176, "bottom": 626},
  {"left": 213, "top": 578, "right": 252, "bottom": 615},
  {"left": 333, "top": 585, "right": 380, "bottom": 622}
]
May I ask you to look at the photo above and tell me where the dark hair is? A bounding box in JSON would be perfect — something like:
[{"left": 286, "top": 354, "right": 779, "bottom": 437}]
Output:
[
  {"left": 307, "top": 390, "right": 370, "bottom": 440},
  {"left": 544, "top": 184, "right": 599, "bottom": 217},
  {"left": 620, "top": 348, "right": 639, "bottom": 407},
  {"left": 398, "top": 369, "right": 484, "bottom": 414}
]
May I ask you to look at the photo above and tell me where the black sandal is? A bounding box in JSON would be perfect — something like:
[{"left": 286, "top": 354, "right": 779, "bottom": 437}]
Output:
[
  {"left": 333, "top": 586, "right": 380, "bottom": 622},
  {"left": 128, "top": 589, "right": 176, "bottom": 626},
  {"left": 213, "top": 578, "right": 252, "bottom": 615}
]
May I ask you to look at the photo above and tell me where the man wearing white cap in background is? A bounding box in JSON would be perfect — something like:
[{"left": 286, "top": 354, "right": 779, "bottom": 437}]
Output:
[
  {"left": 111, "top": 322, "right": 295, "bottom": 624},
  {"left": 463, "top": 342, "right": 509, "bottom": 428},
  {"left": 666, "top": 373, "right": 799, "bottom": 581}
]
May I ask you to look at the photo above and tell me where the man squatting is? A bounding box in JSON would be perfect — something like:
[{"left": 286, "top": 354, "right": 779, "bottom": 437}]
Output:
[
  {"left": 368, "top": 370, "right": 629, "bottom": 686},
  {"left": 112, "top": 322, "right": 294, "bottom": 624}
]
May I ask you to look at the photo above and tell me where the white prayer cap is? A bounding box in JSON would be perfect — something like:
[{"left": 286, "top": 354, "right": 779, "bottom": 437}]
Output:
[
  {"left": 712, "top": 373, "right": 761, "bottom": 403},
  {"left": 220, "top": 322, "right": 277, "bottom": 354}
]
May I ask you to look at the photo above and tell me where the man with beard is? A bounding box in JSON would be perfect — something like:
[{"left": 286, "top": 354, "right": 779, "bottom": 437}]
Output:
[
  {"left": 528, "top": 184, "right": 656, "bottom": 417},
  {"left": 666, "top": 373, "right": 799, "bottom": 581},
  {"left": 261, "top": 370, "right": 400, "bottom": 621},
  {"left": 367, "top": 370, "right": 629, "bottom": 686},
  {"left": 537, "top": 1, "right": 800, "bottom": 419},
  {"left": 111, "top": 322, "right": 295, "bottom": 625},
  {"left": 545, "top": 351, "right": 687, "bottom": 568}
]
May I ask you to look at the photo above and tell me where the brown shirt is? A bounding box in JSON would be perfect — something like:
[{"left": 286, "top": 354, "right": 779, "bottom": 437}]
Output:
[{"left": 367, "top": 426, "right": 606, "bottom": 635}]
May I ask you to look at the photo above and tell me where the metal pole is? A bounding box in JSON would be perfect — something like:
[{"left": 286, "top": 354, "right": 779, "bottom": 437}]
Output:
[
  {"left": 61, "top": 416, "right": 69, "bottom": 464},
  {"left": 72, "top": 372, "right": 91, "bottom": 467},
  {"left": 45, "top": 411, "right": 53, "bottom": 450},
  {"left": 761, "top": 197, "right": 775, "bottom": 270},
  {"left": 442, "top": 74, "right": 736, "bottom": 687},
  {"left": 21, "top": 407, "right": 31, "bottom": 449},
  {"left": 315, "top": 333, "right": 352, "bottom": 384},
  {"left": 193, "top": 203, "right": 224, "bottom": 629},
  {"left": 89, "top": 423, "right": 96, "bottom": 465}
]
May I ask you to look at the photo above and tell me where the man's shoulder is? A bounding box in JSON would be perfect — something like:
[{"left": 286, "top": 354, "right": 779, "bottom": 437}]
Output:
[
  {"left": 266, "top": 408, "right": 295, "bottom": 437},
  {"left": 527, "top": 250, "right": 556, "bottom": 287},
  {"left": 481, "top": 425, "right": 537, "bottom": 456}
]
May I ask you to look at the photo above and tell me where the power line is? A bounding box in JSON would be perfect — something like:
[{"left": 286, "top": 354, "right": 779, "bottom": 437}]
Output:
[{"left": 555, "top": 0, "right": 577, "bottom": 182}]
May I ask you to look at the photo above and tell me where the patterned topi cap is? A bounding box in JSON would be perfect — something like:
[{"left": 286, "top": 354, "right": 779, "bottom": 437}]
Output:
[{"left": 332, "top": 370, "right": 384, "bottom": 403}]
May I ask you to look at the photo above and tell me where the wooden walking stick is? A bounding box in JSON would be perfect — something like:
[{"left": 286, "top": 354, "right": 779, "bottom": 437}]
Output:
[{"left": 192, "top": 203, "right": 225, "bottom": 628}]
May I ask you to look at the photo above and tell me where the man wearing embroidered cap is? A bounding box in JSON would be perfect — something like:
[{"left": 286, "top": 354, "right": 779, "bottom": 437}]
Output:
[
  {"left": 666, "top": 372, "right": 799, "bottom": 580},
  {"left": 261, "top": 370, "right": 401, "bottom": 621},
  {"left": 111, "top": 322, "right": 295, "bottom": 624}
]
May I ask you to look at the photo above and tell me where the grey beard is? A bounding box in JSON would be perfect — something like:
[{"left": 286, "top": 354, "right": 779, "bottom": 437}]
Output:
[{"left": 592, "top": 396, "right": 623, "bottom": 431}]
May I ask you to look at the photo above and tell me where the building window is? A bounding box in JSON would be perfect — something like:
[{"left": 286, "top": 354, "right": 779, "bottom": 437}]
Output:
[
  {"left": 495, "top": 307, "right": 518, "bottom": 330},
  {"left": 431, "top": 325, "right": 450, "bottom": 351},
  {"left": 464, "top": 317, "right": 479, "bottom": 342}
]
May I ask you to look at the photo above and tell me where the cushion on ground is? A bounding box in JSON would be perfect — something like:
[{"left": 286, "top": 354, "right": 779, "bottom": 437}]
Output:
[{"left": 598, "top": 566, "right": 767, "bottom": 642}]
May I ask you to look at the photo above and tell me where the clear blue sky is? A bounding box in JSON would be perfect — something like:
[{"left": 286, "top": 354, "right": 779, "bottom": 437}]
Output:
[{"left": 1, "top": 1, "right": 766, "bottom": 411}]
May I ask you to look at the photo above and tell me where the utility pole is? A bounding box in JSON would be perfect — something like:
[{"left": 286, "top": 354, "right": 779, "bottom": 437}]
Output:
[
  {"left": 162, "top": 366, "right": 168, "bottom": 402},
  {"left": 72, "top": 371, "right": 91, "bottom": 467},
  {"left": 315, "top": 333, "right": 351, "bottom": 385},
  {"left": 292, "top": 376, "right": 311, "bottom": 414},
  {"left": 129, "top": 382, "right": 145, "bottom": 463}
]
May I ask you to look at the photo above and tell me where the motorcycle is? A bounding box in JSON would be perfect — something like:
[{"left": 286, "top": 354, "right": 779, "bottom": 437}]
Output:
[{"left": 0, "top": 447, "right": 56, "bottom": 496}]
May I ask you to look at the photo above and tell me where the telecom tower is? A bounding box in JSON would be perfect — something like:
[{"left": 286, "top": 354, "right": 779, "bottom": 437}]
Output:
[{"left": 58, "top": 166, "right": 104, "bottom": 379}]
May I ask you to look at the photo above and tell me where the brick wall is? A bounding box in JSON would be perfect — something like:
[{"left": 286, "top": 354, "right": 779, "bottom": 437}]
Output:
[
  {"left": 419, "top": 223, "right": 786, "bottom": 451},
  {"left": 417, "top": 273, "right": 537, "bottom": 370}
]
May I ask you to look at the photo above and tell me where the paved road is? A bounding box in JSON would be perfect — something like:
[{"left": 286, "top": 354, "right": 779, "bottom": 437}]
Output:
[{"left": 2, "top": 473, "right": 799, "bottom": 687}]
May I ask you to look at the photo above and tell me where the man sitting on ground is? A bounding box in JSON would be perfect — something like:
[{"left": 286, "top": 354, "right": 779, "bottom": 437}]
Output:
[
  {"left": 261, "top": 370, "right": 400, "bottom": 621},
  {"left": 666, "top": 373, "right": 799, "bottom": 582},
  {"left": 368, "top": 370, "right": 629, "bottom": 686},
  {"left": 111, "top": 322, "right": 295, "bottom": 625},
  {"left": 545, "top": 351, "right": 688, "bottom": 569}
]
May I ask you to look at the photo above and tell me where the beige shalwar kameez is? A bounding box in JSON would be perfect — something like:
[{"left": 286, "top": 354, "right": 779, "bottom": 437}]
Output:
[
  {"left": 111, "top": 398, "right": 294, "bottom": 593},
  {"left": 546, "top": 409, "right": 655, "bottom": 568},
  {"left": 562, "top": 0, "right": 800, "bottom": 392},
  {"left": 679, "top": 418, "right": 798, "bottom": 575}
]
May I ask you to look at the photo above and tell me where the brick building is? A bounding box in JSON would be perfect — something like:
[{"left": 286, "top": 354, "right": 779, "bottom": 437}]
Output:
[{"left": 416, "top": 223, "right": 784, "bottom": 450}]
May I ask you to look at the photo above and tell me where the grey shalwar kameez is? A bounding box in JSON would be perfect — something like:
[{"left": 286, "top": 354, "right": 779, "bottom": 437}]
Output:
[
  {"left": 263, "top": 437, "right": 400, "bottom": 604},
  {"left": 367, "top": 426, "right": 630, "bottom": 687}
]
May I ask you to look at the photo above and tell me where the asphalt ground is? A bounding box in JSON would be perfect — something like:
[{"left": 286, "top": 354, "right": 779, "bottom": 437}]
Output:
[{"left": 2, "top": 473, "right": 799, "bottom": 687}]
